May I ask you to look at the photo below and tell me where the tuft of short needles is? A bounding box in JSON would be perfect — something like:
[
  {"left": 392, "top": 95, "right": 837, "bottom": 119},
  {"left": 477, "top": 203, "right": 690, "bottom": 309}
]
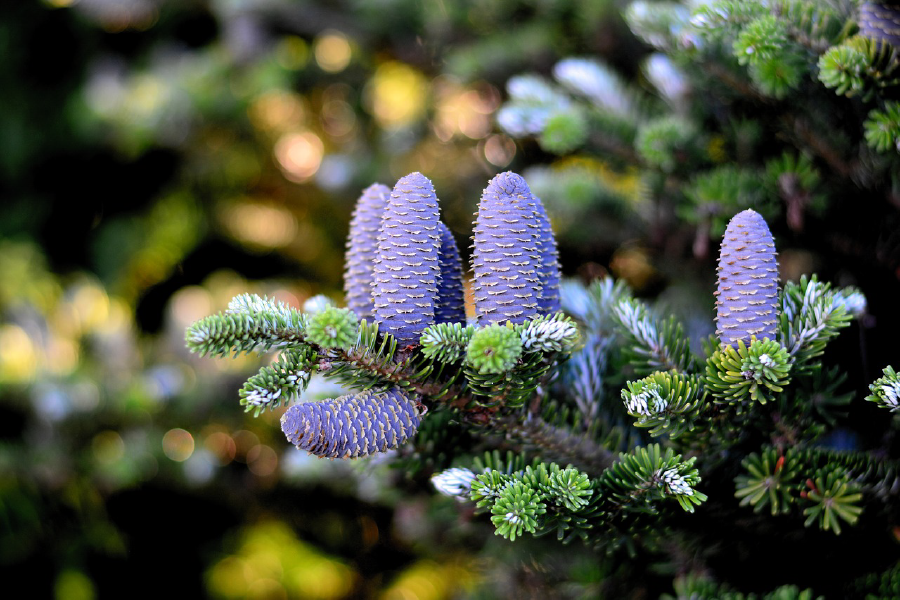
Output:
[
  {"left": 372, "top": 173, "right": 442, "bottom": 345},
  {"left": 281, "top": 388, "right": 422, "bottom": 458},
  {"left": 714, "top": 209, "right": 779, "bottom": 347}
]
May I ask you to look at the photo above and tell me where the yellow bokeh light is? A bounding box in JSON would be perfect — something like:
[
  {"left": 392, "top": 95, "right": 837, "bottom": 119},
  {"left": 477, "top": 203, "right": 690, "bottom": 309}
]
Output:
[
  {"left": 207, "top": 556, "right": 252, "bottom": 598},
  {"left": 162, "top": 428, "right": 195, "bottom": 462},
  {"left": 314, "top": 31, "right": 352, "bottom": 73},
  {"left": 248, "top": 91, "right": 306, "bottom": 133},
  {"left": 380, "top": 558, "right": 478, "bottom": 600},
  {"left": 45, "top": 337, "right": 79, "bottom": 377},
  {"left": 207, "top": 522, "right": 355, "bottom": 600},
  {"left": 274, "top": 132, "right": 324, "bottom": 182},
  {"left": 0, "top": 324, "right": 37, "bottom": 384},
  {"left": 364, "top": 62, "right": 427, "bottom": 128},
  {"left": 433, "top": 79, "right": 501, "bottom": 141},
  {"left": 221, "top": 201, "right": 298, "bottom": 249},
  {"left": 72, "top": 282, "right": 110, "bottom": 333}
]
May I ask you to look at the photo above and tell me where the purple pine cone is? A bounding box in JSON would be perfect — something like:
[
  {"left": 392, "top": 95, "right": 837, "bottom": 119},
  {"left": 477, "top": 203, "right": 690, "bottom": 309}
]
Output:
[
  {"left": 281, "top": 388, "right": 422, "bottom": 458},
  {"left": 471, "top": 172, "right": 542, "bottom": 325},
  {"left": 372, "top": 173, "right": 442, "bottom": 345},
  {"left": 533, "top": 198, "right": 561, "bottom": 314},
  {"left": 344, "top": 183, "right": 391, "bottom": 318},
  {"left": 715, "top": 209, "right": 779, "bottom": 346},
  {"left": 859, "top": 2, "right": 900, "bottom": 49},
  {"left": 435, "top": 221, "right": 467, "bottom": 324}
]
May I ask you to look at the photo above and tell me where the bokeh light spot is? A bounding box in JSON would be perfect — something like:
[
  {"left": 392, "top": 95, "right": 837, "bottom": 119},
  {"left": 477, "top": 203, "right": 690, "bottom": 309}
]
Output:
[
  {"left": 54, "top": 569, "right": 96, "bottom": 600},
  {"left": 221, "top": 201, "right": 298, "bottom": 249},
  {"left": 0, "top": 324, "right": 38, "bottom": 384},
  {"left": 204, "top": 432, "right": 237, "bottom": 466},
  {"left": 247, "top": 444, "right": 278, "bottom": 477},
  {"left": 314, "top": 31, "right": 352, "bottom": 73},
  {"left": 232, "top": 430, "right": 260, "bottom": 463},
  {"left": 483, "top": 134, "right": 516, "bottom": 167},
  {"left": 276, "top": 36, "right": 309, "bottom": 70},
  {"left": 162, "top": 428, "right": 195, "bottom": 462},
  {"left": 92, "top": 430, "right": 125, "bottom": 465},
  {"left": 248, "top": 91, "right": 306, "bottom": 133},
  {"left": 170, "top": 286, "right": 212, "bottom": 331},
  {"left": 364, "top": 62, "right": 427, "bottom": 128},
  {"left": 274, "top": 132, "right": 324, "bottom": 182}
]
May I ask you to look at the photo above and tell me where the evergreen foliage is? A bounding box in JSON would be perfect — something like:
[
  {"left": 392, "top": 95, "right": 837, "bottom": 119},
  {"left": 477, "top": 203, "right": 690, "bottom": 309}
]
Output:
[
  {"left": 187, "top": 187, "right": 896, "bottom": 593},
  {"left": 181, "top": 2, "right": 900, "bottom": 593}
]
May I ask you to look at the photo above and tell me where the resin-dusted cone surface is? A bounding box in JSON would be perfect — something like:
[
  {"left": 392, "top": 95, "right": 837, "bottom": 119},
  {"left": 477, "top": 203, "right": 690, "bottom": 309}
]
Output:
[{"left": 714, "top": 209, "right": 779, "bottom": 346}]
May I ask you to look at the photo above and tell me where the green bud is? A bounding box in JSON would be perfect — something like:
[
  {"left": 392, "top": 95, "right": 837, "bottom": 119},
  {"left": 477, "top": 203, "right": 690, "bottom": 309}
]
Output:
[
  {"left": 305, "top": 306, "right": 359, "bottom": 350},
  {"left": 466, "top": 323, "right": 524, "bottom": 375}
]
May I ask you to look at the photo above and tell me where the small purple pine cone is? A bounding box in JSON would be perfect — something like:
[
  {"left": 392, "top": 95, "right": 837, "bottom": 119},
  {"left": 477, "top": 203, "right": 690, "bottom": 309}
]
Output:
[
  {"left": 344, "top": 183, "right": 391, "bottom": 318},
  {"left": 715, "top": 209, "right": 780, "bottom": 347},
  {"left": 435, "top": 221, "right": 467, "bottom": 324},
  {"left": 372, "top": 173, "right": 442, "bottom": 345},
  {"left": 471, "top": 172, "right": 543, "bottom": 325},
  {"left": 859, "top": 2, "right": 900, "bottom": 49},
  {"left": 281, "top": 388, "right": 423, "bottom": 458},
  {"left": 533, "top": 197, "right": 561, "bottom": 314}
]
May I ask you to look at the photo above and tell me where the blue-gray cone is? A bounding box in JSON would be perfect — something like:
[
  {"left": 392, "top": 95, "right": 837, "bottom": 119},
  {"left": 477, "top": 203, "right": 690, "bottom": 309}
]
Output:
[
  {"left": 471, "top": 172, "right": 542, "bottom": 325},
  {"left": 715, "top": 209, "right": 779, "bottom": 346},
  {"left": 534, "top": 198, "right": 561, "bottom": 314},
  {"left": 281, "top": 388, "right": 422, "bottom": 458},
  {"left": 372, "top": 172, "right": 442, "bottom": 345},
  {"left": 344, "top": 183, "right": 390, "bottom": 318},
  {"left": 859, "top": 2, "right": 900, "bottom": 49},
  {"left": 435, "top": 221, "right": 467, "bottom": 324}
]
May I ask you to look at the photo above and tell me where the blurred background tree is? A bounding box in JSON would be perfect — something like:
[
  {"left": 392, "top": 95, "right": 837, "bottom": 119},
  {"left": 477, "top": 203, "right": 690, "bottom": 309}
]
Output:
[
  {"left": 2, "top": 0, "right": 899, "bottom": 598},
  {"left": 1, "top": 0, "right": 638, "bottom": 597}
]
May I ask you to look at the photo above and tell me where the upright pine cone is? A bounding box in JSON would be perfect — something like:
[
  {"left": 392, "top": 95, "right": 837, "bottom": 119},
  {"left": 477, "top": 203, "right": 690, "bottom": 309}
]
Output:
[
  {"left": 534, "top": 197, "right": 561, "bottom": 314},
  {"left": 281, "top": 388, "right": 422, "bottom": 458},
  {"left": 859, "top": 2, "right": 900, "bottom": 49},
  {"left": 715, "top": 209, "right": 779, "bottom": 346},
  {"left": 471, "top": 172, "right": 542, "bottom": 325},
  {"left": 344, "top": 183, "right": 390, "bottom": 318},
  {"left": 435, "top": 221, "right": 467, "bottom": 324},
  {"left": 372, "top": 172, "right": 442, "bottom": 345}
]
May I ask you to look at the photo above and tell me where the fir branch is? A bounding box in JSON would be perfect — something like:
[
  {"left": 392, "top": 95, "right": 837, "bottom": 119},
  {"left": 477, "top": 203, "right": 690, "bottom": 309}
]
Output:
[
  {"left": 865, "top": 366, "right": 900, "bottom": 412},
  {"left": 419, "top": 322, "right": 474, "bottom": 364},
  {"left": 611, "top": 297, "right": 695, "bottom": 375},
  {"left": 240, "top": 347, "right": 318, "bottom": 416},
  {"left": 621, "top": 371, "right": 707, "bottom": 438},
  {"left": 185, "top": 310, "right": 308, "bottom": 357},
  {"left": 517, "top": 313, "right": 580, "bottom": 354},
  {"left": 492, "top": 412, "right": 617, "bottom": 476},
  {"left": 779, "top": 276, "right": 855, "bottom": 371},
  {"left": 597, "top": 444, "right": 708, "bottom": 514}
]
